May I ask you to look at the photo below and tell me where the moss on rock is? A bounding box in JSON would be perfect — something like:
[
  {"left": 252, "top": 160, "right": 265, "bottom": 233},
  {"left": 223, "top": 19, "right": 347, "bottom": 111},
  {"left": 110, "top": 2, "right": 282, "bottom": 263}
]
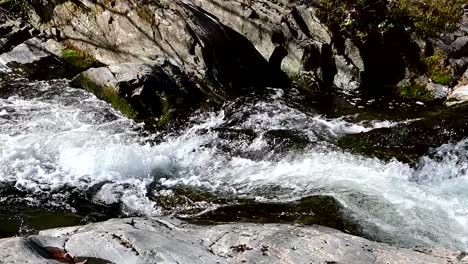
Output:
[
  {"left": 102, "top": 85, "right": 138, "bottom": 119},
  {"left": 424, "top": 51, "right": 455, "bottom": 87},
  {"left": 61, "top": 48, "right": 96, "bottom": 70},
  {"left": 396, "top": 84, "right": 434, "bottom": 102},
  {"left": 78, "top": 76, "right": 137, "bottom": 119}
]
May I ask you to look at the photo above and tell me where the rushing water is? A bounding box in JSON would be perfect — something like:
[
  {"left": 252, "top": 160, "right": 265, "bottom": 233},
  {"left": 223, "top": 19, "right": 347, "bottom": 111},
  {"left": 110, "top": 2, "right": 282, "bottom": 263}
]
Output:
[{"left": 1, "top": 76, "right": 468, "bottom": 250}]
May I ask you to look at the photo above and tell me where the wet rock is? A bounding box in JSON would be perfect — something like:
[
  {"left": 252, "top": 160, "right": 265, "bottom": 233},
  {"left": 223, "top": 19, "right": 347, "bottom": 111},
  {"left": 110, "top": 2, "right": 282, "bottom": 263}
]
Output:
[
  {"left": 0, "top": 25, "right": 33, "bottom": 54},
  {"left": 263, "top": 129, "right": 311, "bottom": 151},
  {"left": 337, "top": 105, "right": 468, "bottom": 163},
  {"left": 180, "top": 3, "right": 290, "bottom": 96},
  {"left": 198, "top": 1, "right": 337, "bottom": 91},
  {"left": 191, "top": 195, "right": 350, "bottom": 231},
  {"left": 0, "top": 37, "right": 86, "bottom": 80},
  {"left": 0, "top": 217, "right": 467, "bottom": 263},
  {"left": 0, "top": 12, "right": 34, "bottom": 54}
]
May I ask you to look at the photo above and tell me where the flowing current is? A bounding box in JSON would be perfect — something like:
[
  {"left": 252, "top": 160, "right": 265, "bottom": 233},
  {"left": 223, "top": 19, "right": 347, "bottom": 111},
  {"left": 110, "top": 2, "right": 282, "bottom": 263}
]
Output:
[{"left": 1, "top": 77, "right": 468, "bottom": 251}]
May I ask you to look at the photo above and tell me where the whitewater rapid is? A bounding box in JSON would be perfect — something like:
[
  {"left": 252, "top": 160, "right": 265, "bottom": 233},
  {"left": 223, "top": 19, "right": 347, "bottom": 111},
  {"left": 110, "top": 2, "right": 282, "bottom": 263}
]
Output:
[{"left": 0, "top": 78, "right": 467, "bottom": 250}]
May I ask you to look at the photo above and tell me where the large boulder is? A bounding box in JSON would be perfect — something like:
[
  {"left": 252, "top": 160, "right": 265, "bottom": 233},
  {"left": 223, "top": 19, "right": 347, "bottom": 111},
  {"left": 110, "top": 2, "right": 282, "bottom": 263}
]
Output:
[
  {"left": 426, "top": 83, "right": 450, "bottom": 100},
  {"left": 70, "top": 60, "right": 202, "bottom": 127},
  {"left": 24, "top": 0, "right": 369, "bottom": 94},
  {"left": 0, "top": 36, "right": 97, "bottom": 80},
  {"left": 0, "top": 217, "right": 466, "bottom": 264}
]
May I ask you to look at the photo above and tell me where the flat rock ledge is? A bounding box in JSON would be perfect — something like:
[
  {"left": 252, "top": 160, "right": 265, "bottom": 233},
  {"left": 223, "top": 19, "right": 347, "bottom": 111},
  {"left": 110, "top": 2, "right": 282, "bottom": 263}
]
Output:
[{"left": 0, "top": 217, "right": 467, "bottom": 264}]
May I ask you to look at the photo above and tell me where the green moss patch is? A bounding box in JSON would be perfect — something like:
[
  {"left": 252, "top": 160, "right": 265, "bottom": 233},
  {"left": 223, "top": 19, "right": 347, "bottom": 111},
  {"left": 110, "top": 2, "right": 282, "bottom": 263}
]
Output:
[
  {"left": 396, "top": 84, "right": 434, "bottom": 102},
  {"left": 424, "top": 51, "right": 455, "bottom": 86},
  {"left": 61, "top": 48, "right": 96, "bottom": 70},
  {"left": 102, "top": 85, "right": 137, "bottom": 119},
  {"left": 79, "top": 76, "right": 137, "bottom": 119}
]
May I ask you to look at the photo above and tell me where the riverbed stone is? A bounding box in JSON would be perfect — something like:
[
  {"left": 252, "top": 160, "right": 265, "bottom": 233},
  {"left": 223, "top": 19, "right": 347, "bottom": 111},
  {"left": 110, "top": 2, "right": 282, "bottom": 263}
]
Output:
[
  {"left": 0, "top": 217, "right": 466, "bottom": 264},
  {"left": 337, "top": 104, "right": 468, "bottom": 163}
]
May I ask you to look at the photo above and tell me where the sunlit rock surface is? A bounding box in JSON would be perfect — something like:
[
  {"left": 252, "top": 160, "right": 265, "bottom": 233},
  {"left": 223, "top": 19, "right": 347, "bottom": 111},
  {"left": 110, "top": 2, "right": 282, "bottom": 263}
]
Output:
[{"left": 1, "top": 217, "right": 467, "bottom": 264}]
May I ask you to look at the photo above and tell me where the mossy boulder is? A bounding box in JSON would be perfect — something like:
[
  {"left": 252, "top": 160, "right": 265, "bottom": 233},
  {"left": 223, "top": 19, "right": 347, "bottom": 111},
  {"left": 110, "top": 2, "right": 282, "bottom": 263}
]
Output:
[
  {"left": 70, "top": 60, "right": 203, "bottom": 128},
  {"left": 337, "top": 104, "right": 468, "bottom": 163}
]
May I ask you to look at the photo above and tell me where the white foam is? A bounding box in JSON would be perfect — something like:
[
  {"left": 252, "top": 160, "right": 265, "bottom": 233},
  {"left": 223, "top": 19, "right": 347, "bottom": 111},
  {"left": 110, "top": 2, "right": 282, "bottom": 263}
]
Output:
[{"left": 0, "top": 81, "right": 467, "bottom": 250}]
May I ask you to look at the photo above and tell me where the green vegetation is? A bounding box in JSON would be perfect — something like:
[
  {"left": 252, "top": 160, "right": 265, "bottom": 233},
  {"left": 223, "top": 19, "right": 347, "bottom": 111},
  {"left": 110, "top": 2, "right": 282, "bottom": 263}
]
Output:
[
  {"left": 1, "top": 0, "right": 65, "bottom": 18},
  {"left": 424, "top": 51, "right": 455, "bottom": 86},
  {"left": 289, "top": 72, "right": 320, "bottom": 94},
  {"left": 317, "top": 0, "right": 465, "bottom": 43},
  {"left": 317, "top": 0, "right": 388, "bottom": 44},
  {"left": 61, "top": 48, "right": 96, "bottom": 70},
  {"left": 80, "top": 76, "right": 138, "bottom": 119},
  {"left": 396, "top": 84, "right": 434, "bottom": 102},
  {"left": 390, "top": 0, "right": 465, "bottom": 38},
  {"left": 157, "top": 95, "right": 173, "bottom": 128},
  {"left": 102, "top": 85, "right": 138, "bottom": 119}
]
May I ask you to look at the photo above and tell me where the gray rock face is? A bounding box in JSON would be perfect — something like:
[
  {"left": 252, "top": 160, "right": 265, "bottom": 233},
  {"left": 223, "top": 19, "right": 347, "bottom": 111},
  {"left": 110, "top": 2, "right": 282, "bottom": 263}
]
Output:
[
  {"left": 0, "top": 18, "right": 34, "bottom": 54},
  {"left": 0, "top": 217, "right": 466, "bottom": 264},
  {"left": 0, "top": 37, "right": 51, "bottom": 67},
  {"left": 27, "top": 0, "right": 363, "bottom": 93},
  {"left": 451, "top": 36, "right": 468, "bottom": 58}
]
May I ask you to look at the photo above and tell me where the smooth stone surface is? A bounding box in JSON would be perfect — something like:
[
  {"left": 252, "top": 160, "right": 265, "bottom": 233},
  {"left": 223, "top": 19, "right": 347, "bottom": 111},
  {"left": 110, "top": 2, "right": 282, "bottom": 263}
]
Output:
[
  {"left": 0, "top": 217, "right": 467, "bottom": 263},
  {"left": 447, "top": 84, "right": 468, "bottom": 106}
]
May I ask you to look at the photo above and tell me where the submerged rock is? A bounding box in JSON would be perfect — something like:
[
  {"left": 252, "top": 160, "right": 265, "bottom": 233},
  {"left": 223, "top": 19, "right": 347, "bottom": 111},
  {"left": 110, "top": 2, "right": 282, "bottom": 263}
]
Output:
[
  {"left": 191, "top": 195, "right": 350, "bottom": 231},
  {"left": 0, "top": 217, "right": 466, "bottom": 263}
]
